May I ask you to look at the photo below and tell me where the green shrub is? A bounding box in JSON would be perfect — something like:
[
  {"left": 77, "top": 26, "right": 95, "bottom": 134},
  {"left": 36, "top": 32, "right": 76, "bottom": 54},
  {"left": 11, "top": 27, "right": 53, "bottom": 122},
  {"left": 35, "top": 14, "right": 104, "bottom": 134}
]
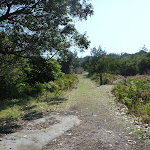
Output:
[
  {"left": 103, "top": 73, "right": 118, "bottom": 84},
  {"left": 56, "top": 74, "right": 78, "bottom": 90},
  {"left": 17, "top": 83, "right": 28, "bottom": 95},
  {"left": 112, "top": 76, "right": 150, "bottom": 123},
  {"left": 43, "top": 74, "right": 78, "bottom": 93},
  {"left": 16, "top": 82, "right": 43, "bottom": 97},
  {"left": 75, "top": 67, "right": 84, "bottom": 74},
  {"left": 90, "top": 73, "right": 118, "bottom": 85},
  {"left": 44, "top": 81, "right": 59, "bottom": 92},
  {"left": 24, "top": 58, "right": 63, "bottom": 84}
]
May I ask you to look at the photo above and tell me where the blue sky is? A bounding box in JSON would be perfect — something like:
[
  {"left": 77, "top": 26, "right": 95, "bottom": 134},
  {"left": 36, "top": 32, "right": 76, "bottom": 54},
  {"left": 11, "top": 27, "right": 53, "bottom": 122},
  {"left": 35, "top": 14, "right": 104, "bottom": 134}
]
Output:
[{"left": 75, "top": 0, "right": 150, "bottom": 57}]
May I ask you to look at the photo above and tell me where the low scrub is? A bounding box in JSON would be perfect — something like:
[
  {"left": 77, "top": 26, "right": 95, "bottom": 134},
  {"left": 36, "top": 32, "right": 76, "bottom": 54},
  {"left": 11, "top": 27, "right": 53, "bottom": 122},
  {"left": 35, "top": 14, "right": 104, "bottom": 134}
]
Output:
[
  {"left": 112, "top": 76, "right": 150, "bottom": 123},
  {"left": 0, "top": 74, "right": 78, "bottom": 121},
  {"left": 90, "top": 73, "right": 118, "bottom": 85},
  {"left": 74, "top": 67, "right": 84, "bottom": 74},
  {"left": 44, "top": 74, "right": 79, "bottom": 92}
]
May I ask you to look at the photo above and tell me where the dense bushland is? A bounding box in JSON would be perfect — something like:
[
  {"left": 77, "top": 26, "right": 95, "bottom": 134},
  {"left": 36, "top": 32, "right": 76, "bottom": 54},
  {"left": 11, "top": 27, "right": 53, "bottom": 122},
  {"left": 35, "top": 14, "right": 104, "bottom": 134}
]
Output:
[
  {"left": 0, "top": 51, "right": 80, "bottom": 120},
  {"left": 112, "top": 76, "right": 150, "bottom": 123},
  {"left": 85, "top": 45, "right": 150, "bottom": 76},
  {"left": 0, "top": 73, "right": 78, "bottom": 120},
  {"left": 0, "top": 56, "right": 63, "bottom": 100}
]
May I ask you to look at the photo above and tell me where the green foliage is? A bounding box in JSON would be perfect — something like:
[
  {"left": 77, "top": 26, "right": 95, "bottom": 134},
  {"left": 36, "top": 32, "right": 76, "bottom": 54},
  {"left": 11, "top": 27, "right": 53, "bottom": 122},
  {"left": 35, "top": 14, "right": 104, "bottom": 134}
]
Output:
[
  {"left": 87, "top": 46, "right": 121, "bottom": 75},
  {"left": 86, "top": 45, "right": 150, "bottom": 76},
  {"left": 118, "top": 56, "right": 138, "bottom": 76},
  {"left": 0, "top": 0, "right": 93, "bottom": 58},
  {"left": 74, "top": 67, "right": 84, "bottom": 74},
  {"left": 0, "top": 74, "right": 79, "bottom": 122},
  {"left": 97, "top": 56, "right": 120, "bottom": 74},
  {"left": 90, "top": 73, "right": 100, "bottom": 83},
  {"left": 138, "top": 53, "right": 150, "bottom": 74},
  {"left": 59, "top": 51, "right": 80, "bottom": 74},
  {"left": 0, "top": 55, "right": 64, "bottom": 100},
  {"left": 0, "top": 55, "right": 26, "bottom": 99},
  {"left": 24, "top": 57, "right": 63, "bottom": 84},
  {"left": 17, "top": 82, "right": 44, "bottom": 96},
  {"left": 90, "top": 73, "right": 118, "bottom": 85},
  {"left": 112, "top": 76, "right": 150, "bottom": 123},
  {"left": 56, "top": 74, "right": 78, "bottom": 90},
  {"left": 87, "top": 46, "right": 107, "bottom": 75},
  {"left": 44, "top": 81, "right": 59, "bottom": 93},
  {"left": 80, "top": 56, "right": 90, "bottom": 70}
]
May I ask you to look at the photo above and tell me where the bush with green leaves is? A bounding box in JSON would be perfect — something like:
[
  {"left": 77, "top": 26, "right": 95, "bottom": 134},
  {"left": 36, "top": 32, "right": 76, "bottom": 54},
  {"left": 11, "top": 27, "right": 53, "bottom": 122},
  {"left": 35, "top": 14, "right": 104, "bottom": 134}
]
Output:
[
  {"left": 44, "top": 74, "right": 79, "bottom": 93},
  {"left": 74, "top": 67, "right": 84, "bottom": 74},
  {"left": 90, "top": 73, "right": 118, "bottom": 85},
  {"left": 112, "top": 76, "right": 150, "bottom": 123},
  {"left": 23, "top": 58, "right": 63, "bottom": 84},
  {"left": 44, "top": 81, "right": 59, "bottom": 93},
  {"left": 0, "top": 55, "right": 64, "bottom": 100},
  {"left": 17, "top": 82, "right": 44, "bottom": 96}
]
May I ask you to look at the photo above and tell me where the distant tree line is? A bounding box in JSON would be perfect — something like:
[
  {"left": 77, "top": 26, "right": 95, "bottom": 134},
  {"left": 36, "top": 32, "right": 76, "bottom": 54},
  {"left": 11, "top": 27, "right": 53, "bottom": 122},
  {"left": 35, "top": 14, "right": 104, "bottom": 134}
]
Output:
[{"left": 81, "top": 45, "right": 150, "bottom": 76}]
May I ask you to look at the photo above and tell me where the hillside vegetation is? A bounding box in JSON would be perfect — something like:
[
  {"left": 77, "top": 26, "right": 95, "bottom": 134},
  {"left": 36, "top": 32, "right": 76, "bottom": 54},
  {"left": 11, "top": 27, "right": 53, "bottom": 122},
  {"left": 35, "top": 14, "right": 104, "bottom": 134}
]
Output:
[
  {"left": 112, "top": 76, "right": 150, "bottom": 123},
  {"left": 84, "top": 45, "right": 150, "bottom": 76}
]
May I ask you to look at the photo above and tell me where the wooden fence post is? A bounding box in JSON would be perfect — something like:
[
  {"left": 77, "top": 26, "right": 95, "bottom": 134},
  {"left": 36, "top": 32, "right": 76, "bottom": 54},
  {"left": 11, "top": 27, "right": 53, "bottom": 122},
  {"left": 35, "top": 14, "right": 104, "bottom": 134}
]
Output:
[{"left": 100, "top": 72, "right": 102, "bottom": 86}]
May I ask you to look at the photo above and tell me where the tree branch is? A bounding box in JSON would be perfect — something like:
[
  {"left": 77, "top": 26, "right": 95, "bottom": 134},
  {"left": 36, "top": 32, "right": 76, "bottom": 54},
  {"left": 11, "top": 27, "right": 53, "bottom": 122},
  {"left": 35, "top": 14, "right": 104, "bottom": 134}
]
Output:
[
  {"left": 0, "top": 0, "right": 41, "bottom": 22},
  {"left": 13, "top": 54, "right": 37, "bottom": 59},
  {"left": 5, "top": 1, "right": 12, "bottom": 15},
  {"left": 0, "top": 49, "right": 26, "bottom": 55},
  {"left": 0, "top": 0, "right": 6, "bottom": 7},
  {"left": 49, "top": 51, "right": 58, "bottom": 59},
  {"left": 0, "top": 49, "right": 38, "bottom": 59}
]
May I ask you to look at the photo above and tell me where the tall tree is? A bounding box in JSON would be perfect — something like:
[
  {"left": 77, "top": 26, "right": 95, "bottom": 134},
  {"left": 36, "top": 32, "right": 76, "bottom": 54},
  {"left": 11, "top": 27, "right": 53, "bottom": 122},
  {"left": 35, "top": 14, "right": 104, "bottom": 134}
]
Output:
[
  {"left": 59, "top": 51, "right": 80, "bottom": 74},
  {"left": 0, "top": 0, "right": 93, "bottom": 58},
  {"left": 87, "top": 46, "right": 106, "bottom": 74},
  {"left": 91, "top": 46, "right": 106, "bottom": 59}
]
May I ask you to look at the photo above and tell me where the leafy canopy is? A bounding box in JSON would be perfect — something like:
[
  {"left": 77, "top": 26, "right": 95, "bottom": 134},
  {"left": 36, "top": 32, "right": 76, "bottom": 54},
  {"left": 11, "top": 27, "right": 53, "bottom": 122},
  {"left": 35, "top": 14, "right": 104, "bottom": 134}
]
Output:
[{"left": 0, "top": 0, "right": 93, "bottom": 58}]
